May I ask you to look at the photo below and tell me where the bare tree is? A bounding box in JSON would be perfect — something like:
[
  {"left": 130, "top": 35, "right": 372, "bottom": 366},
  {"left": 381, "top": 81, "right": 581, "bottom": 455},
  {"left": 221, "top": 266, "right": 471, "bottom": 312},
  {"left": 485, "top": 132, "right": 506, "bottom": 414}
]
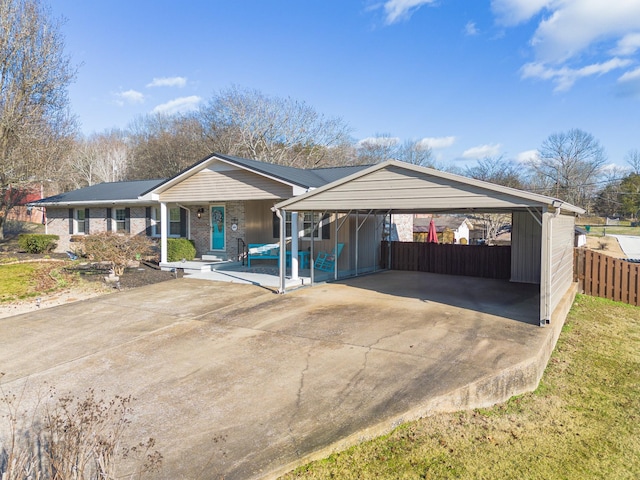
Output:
[
  {"left": 126, "top": 113, "right": 209, "bottom": 180},
  {"left": 357, "top": 133, "right": 399, "bottom": 164},
  {"left": 529, "top": 128, "right": 606, "bottom": 208},
  {"left": 626, "top": 149, "right": 640, "bottom": 175},
  {"left": 396, "top": 139, "right": 434, "bottom": 167},
  {"left": 68, "top": 130, "right": 129, "bottom": 188},
  {"left": 198, "top": 86, "right": 354, "bottom": 168},
  {"left": 0, "top": 0, "right": 76, "bottom": 238},
  {"left": 464, "top": 156, "right": 524, "bottom": 189},
  {"left": 357, "top": 135, "right": 434, "bottom": 167}
]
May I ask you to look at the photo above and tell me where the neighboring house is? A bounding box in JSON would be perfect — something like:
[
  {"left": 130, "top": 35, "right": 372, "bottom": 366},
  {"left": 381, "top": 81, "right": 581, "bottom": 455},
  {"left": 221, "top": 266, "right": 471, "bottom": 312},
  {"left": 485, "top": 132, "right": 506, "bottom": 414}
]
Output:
[
  {"left": 5, "top": 185, "right": 45, "bottom": 224},
  {"left": 413, "top": 215, "right": 473, "bottom": 244}
]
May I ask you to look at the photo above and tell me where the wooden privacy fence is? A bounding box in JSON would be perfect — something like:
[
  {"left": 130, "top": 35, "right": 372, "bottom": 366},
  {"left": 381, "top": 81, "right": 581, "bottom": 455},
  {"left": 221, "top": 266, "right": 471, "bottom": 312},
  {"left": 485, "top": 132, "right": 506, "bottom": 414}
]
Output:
[
  {"left": 381, "top": 242, "right": 511, "bottom": 279},
  {"left": 574, "top": 248, "right": 640, "bottom": 306}
]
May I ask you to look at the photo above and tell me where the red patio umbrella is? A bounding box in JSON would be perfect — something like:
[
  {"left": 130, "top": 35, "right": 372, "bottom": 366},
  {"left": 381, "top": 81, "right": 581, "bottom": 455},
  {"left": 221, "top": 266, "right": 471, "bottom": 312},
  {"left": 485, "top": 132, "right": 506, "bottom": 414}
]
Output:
[{"left": 427, "top": 218, "right": 439, "bottom": 244}]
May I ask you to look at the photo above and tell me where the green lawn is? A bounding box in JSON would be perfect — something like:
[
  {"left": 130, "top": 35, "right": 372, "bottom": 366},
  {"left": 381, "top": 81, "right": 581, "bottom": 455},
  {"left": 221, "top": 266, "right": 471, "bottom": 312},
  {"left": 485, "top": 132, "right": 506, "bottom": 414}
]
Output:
[
  {"left": 584, "top": 225, "right": 640, "bottom": 236},
  {"left": 0, "top": 262, "right": 73, "bottom": 302},
  {"left": 281, "top": 295, "right": 640, "bottom": 479}
]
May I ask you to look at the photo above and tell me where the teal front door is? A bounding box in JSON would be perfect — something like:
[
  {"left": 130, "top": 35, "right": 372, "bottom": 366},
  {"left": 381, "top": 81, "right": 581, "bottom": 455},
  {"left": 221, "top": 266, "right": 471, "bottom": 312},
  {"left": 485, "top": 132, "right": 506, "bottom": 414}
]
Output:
[{"left": 211, "top": 205, "right": 225, "bottom": 250}]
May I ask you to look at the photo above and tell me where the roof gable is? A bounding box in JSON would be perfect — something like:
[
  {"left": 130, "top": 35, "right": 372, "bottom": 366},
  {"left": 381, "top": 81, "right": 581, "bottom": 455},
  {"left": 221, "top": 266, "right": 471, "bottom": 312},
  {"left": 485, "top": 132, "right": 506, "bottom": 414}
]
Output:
[{"left": 275, "top": 160, "right": 584, "bottom": 214}]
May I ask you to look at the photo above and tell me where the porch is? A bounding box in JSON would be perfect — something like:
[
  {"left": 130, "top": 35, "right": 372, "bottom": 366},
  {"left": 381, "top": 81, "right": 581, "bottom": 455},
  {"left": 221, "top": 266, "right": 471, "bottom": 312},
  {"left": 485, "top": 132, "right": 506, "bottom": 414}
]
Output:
[{"left": 160, "top": 259, "right": 313, "bottom": 289}]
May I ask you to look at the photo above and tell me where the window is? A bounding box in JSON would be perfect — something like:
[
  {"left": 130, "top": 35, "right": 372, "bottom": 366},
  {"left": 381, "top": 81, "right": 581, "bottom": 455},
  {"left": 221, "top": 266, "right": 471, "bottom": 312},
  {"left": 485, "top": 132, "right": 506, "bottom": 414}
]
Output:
[
  {"left": 152, "top": 207, "right": 182, "bottom": 237},
  {"left": 169, "top": 208, "right": 181, "bottom": 236},
  {"left": 301, "top": 212, "right": 322, "bottom": 240},
  {"left": 115, "top": 208, "right": 127, "bottom": 232},
  {"left": 76, "top": 209, "right": 86, "bottom": 234}
]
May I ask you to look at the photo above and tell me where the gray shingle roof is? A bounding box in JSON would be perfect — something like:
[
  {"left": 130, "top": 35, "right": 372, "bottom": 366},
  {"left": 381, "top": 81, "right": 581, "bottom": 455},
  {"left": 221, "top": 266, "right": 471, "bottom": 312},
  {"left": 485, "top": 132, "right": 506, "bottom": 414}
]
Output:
[
  {"left": 210, "top": 154, "right": 371, "bottom": 189},
  {"left": 32, "top": 179, "right": 165, "bottom": 205}
]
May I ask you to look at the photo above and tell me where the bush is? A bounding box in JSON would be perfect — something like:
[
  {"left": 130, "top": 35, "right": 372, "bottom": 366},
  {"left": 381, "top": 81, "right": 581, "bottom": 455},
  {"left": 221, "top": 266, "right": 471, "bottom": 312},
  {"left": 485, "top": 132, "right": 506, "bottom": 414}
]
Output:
[
  {"left": 167, "top": 238, "right": 196, "bottom": 262},
  {"left": 17, "top": 234, "right": 59, "bottom": 253},
  {"left": 81, "top": 233, "right": 155, "bottom": 275}
]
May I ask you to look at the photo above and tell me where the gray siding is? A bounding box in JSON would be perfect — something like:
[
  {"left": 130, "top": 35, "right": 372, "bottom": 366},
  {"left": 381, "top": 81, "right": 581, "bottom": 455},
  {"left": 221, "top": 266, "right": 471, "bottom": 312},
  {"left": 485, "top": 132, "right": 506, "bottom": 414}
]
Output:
[
  {"left": 549, "top": 213, "right": 576, "bottom": 315},
  {"left": 245, "top": 200, "right": 279, "bottom": 244},
  {"left": 160, "top": 168, "right": 293, "bottom": 202},
  {"left": 511, "top": 210, "right": 542, "bottom": 283},
  {"left": 282, "top": 165, "right": 548, "bottom": 211}
]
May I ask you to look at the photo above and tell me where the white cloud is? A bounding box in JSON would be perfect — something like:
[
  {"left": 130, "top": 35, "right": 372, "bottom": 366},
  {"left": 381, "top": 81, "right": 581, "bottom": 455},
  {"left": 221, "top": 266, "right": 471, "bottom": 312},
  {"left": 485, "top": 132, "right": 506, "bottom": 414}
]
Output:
[
  {"left": 617, "top": 66, "right": 640, "bottom": 98},
  {"left": 521, "top": 57, "right": 632, "bottom": 92},
  {"left": 417, "top": 136, "right": 456, "bottom": 149},
  {"left": 494, "top": 1, "right": 640, "bottom": 91},
  {"left": 611, "top": 32, "right": 640, "bottom": 56},
  {"left": 151, "top": 96, "right": 202, "bottom": 115},
  {"left": 379, "top": 0, "right": 437, "bottom": 24},
  {"left": 516, "top": 149, "right": 539, "bottom": 163},
  {"left": 146, "top": 76, "right": 187, "bottom": 88},
  {"left": 115, "top": 89, "right": 144, "bottom": 106},
  {"left": 464, "top": 21, "right": 479, "bottom": 36},
  {"left": 462, "top": 143, "right": 502, "bottom": 159},
  {"left": 491, "top": 0, "right": 551, "bottom": 26},
  {"left": 358, "top": 136, "right": 400, "bottom": 147}
]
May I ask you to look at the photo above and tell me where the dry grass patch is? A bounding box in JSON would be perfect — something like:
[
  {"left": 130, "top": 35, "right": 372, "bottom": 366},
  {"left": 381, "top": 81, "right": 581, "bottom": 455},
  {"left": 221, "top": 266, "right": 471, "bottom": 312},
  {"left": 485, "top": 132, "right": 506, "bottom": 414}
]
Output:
[{"left": 282, "top": 295, "right": 640, "bottom": 480}]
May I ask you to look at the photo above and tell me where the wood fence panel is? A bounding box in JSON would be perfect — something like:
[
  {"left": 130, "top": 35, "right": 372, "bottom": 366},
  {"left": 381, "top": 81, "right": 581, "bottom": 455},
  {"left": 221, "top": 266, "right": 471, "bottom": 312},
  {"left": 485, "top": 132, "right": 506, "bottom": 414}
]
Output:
[
  {"left": 381, "top": 242, "right": 511, "bottom": 280},
  {"left": 573, "top": 248, "right": 640, "bottom": 307}
]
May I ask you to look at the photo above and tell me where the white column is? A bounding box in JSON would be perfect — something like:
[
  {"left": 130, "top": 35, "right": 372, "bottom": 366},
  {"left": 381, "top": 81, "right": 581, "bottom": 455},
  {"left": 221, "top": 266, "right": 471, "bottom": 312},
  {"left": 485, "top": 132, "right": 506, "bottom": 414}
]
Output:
[
  {"left": 160, "top": 202, "right": 168, "bottom": 263},
  {"left": 291, "top": 211, "right": 299, "bottom": 280}
]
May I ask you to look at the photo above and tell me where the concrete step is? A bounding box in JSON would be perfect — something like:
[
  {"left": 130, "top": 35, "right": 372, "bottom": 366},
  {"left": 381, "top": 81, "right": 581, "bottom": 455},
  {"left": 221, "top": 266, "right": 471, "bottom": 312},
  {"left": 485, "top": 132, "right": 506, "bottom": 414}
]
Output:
[
  {"left": 202, "top": 252, "right": 228, "bottom": 262},
  {"left": 160, "top": 261, "right": 218, "bottom": 273}
]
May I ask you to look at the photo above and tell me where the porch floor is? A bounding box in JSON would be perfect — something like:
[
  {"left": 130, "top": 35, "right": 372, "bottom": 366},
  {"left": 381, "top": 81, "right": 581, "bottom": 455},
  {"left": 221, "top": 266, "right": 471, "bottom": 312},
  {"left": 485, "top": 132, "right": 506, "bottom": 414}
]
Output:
[{"left": 176, "top": 261, "right": 310, "bottom": 289}]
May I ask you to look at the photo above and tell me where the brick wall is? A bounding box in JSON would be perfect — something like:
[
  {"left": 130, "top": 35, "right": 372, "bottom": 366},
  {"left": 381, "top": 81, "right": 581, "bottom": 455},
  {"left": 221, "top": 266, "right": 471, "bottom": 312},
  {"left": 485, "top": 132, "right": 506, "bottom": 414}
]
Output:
[
  {"left": 46, "top": 206, "right": 152, "bottom": 253},
  {"left": 188, "top": 201, "right": 246, "bottom": 260}
]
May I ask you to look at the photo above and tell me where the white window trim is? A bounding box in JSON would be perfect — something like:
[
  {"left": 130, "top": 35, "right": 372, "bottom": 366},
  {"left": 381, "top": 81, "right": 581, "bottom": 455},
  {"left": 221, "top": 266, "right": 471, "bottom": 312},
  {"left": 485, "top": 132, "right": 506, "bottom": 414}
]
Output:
[
  {"left": 75, "top": 209, "right": 86, "bottom": 235},
  {"left": 286, "top": 212, "right": 323, "bottom": 240},
  {"left": 114, "top": 208, "right": 127, "bottom": 233},
  {"left": 151, "top": 206, "right": 181, "bottom": 238}
]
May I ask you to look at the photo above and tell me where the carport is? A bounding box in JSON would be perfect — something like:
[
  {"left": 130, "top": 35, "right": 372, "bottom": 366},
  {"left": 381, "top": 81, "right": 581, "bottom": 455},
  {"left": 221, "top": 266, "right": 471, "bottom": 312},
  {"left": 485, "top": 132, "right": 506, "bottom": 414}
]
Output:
[{"left": 274, "top": 160, "right": 584, "bottom": 327}]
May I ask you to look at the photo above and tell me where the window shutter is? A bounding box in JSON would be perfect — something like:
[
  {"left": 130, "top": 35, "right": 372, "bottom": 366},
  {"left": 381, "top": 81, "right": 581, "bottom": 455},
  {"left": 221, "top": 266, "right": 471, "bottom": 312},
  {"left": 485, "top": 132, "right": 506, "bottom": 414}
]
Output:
[
  {"left": 180, "top": 208, "right": 187, "bottom": 237},
  {"left": 145, "top": 207, "right": 152, "bottom": 236},
  {"left": 322, "top": 214, "right": 331, "bottom": 240},
  {"left": 125, "top": 207, "right": 131, "bottom": 233},
  {"left": 68, "top": 209, "right": 74, "bottom": 234},
  {"left": 106, "top": 208, "right": 112, "bottom": 232},
  {"left": 84, "top": 208, "right": 90, "bottom": 234},
  {"left": 272, "top": 211, "right": 280, "bottom": 238}
]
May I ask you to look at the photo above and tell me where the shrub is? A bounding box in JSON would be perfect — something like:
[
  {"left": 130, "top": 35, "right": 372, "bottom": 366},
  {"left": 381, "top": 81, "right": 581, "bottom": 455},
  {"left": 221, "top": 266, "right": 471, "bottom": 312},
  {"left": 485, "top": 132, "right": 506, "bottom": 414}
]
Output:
[
  {"left": 167, "top": 238, "right": 196, "bottom": 262},
  {"left": 0, "top": 377, "right": 163, "bottom": 480},
  {"left": 17, "top": 234, "right": 59, "bottom": 253},
  {"left": 81, "top": 233, "right": 155, "bottom": 275}
]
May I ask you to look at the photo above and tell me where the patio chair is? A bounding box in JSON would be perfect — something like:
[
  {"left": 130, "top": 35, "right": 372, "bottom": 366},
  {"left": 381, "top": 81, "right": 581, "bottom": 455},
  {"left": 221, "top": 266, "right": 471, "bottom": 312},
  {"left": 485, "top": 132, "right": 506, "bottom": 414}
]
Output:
[{"left": 314, "top": 243, "right": 344, "bottom": 272}]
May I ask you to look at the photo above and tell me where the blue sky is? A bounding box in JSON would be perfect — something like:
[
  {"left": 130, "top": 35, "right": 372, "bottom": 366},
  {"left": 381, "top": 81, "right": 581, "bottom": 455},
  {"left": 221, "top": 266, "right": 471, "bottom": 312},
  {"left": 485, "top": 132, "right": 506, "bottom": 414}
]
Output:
[{"left": 51, "top": 0, "right": 640, "bottom": 168}]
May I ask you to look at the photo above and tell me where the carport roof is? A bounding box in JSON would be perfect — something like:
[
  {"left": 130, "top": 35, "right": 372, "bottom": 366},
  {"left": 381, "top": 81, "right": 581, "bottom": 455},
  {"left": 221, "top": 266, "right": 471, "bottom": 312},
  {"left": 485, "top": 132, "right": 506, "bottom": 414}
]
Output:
[{"left": 275, "top": 160, "right": 585, "bottom": 214}]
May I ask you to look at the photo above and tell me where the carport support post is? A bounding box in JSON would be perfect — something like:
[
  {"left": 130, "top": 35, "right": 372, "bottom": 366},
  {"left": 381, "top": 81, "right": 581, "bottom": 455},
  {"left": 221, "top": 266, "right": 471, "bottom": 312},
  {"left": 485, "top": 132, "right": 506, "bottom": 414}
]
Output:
[
  {"left": 277, "top": 208, "right": 287, "bottom": 294},
  {"left": 291, "top": 211, "right": 299, "bottom": 280}
]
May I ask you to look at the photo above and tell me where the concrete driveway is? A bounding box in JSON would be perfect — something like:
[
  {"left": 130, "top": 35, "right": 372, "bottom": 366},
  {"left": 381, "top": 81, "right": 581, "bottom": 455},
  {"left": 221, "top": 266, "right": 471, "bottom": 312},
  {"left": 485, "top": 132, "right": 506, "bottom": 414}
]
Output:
[
  {"left": 0, "top": 271, "right": 557, "bottom": 479},
  {"left": 612, "top": 234, "right": 640, "bottom": 259}
]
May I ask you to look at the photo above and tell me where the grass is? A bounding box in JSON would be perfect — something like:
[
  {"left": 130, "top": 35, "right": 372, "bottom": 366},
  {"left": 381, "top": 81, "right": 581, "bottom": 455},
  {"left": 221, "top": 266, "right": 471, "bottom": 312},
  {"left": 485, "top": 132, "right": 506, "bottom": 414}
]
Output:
[
  {"left": 586, "top": 225, "right": 640, "bottom": 236},
  {"left": 281, "top": 295, "right": 640, "bottom": 480},
  {"left": 0, "top": 262, "right": 76, "bottom": 302}
]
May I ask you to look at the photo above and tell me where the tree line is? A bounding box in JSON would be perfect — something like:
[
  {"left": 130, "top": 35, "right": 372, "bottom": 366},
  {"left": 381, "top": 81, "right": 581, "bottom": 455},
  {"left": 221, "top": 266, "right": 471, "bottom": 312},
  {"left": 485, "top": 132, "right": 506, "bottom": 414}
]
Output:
[{"left": 1, "top": 0, "right": 639, "bottom": 240}]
